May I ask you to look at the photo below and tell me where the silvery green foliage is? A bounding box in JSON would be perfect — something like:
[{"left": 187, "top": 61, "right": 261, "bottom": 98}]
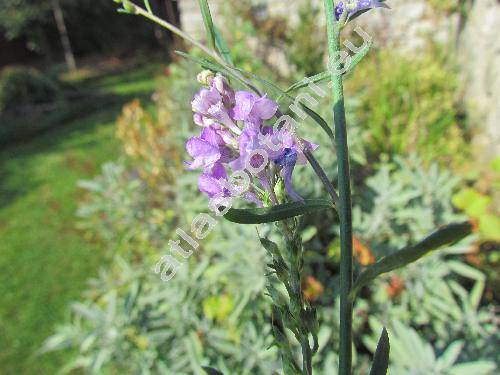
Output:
[
  {"left": 353, "top": 155, "right": 464, "bottom": 251},
  {"left": 76, "top": 161, "right": 147, "bottom": 243},
  {"left": 41, "top": 237, "right": 277, "bottom": 374},
  {"left": 352, "top": 157, "right": 498, "bottom": 367},
  {"left": 46, "top": 151, "right": 498, "bottom": 374},
  {"left": 364, "top": 319, "right": 497, "bottom": 374}
]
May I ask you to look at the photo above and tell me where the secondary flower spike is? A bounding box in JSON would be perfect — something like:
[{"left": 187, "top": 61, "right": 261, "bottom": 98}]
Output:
[
  {"left": 335, "top": 0, "right": 390, "bottom": 20},
  {"left": 186, "top": 72, "right": 319, "bottom": 204}
]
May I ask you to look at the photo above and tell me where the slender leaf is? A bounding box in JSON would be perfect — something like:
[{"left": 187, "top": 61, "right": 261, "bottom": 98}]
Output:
[
  {"left": 351, "top": 222, "right": 473, "bottom": 298},
  {"left": 369, "top": 328, "right": 390, "bottom": 375},
  {"left": 285, "top": 71, "right": 331, "bottom": 93},
  {"left": 301, "top": 105, "right": 335, "bottom": 146},
  {"left": 344, "top": 39, "right": 372, "bottom": 75},
  {"left": 259, "top": 238, "right": 282, "bottom": 259},
  {"left": 143, "top": 0, "right": 152, "bottom": 13},
  {"left": 224, "top": 199, "right": 334, "bottom": 224},
  {"left": 197, "top": 0, "right": 216, "bottom": 49},
  {"left": 214, "top": 28, "right": 233, "bottom": 65},
  {"left": 285, "top": 39, "right": 372, "bottom": 93},
  {"left": 202, "top": 366, "right": 224, "bottom": 375}
]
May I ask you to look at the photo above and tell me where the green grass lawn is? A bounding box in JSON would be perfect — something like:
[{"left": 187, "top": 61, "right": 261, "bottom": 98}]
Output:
[{"left": 0, "top": 61, "right": 162, "bottom": 374}]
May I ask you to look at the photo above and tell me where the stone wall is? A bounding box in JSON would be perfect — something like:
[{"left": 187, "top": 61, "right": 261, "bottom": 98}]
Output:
[
  {"left": 177, "top": 0, "right": 460, "bottom": 49},
  {"left": 459, "top": 0, "right": 500, "bottom": 163}
]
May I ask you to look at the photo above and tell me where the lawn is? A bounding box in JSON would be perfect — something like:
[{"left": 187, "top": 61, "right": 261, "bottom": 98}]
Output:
[{"left": 0, "top": 61, "right": 162, "bottom": 374}]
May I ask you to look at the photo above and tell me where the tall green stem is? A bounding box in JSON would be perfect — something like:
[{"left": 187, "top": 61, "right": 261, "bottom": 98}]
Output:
[{"left": 323, "top": 1, "right": 353, "bottom": 374}]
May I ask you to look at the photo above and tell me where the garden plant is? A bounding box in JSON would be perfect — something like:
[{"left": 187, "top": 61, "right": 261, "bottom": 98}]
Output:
[
  {"left": 39, "top": 1, "right": 499, "bottom": 374},
  {"left": 107, "top": 1, "right": 478, "bottom": 374}
]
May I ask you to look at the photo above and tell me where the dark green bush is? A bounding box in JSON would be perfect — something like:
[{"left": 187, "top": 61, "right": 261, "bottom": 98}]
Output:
[{"left": 0, "top": 66, "right": 60, "bottom": 112}]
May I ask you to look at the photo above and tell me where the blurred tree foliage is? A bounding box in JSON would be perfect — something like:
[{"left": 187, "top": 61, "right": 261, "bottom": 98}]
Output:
[{"left": 0, "top": 0, "right": 159, "bottom": 62}]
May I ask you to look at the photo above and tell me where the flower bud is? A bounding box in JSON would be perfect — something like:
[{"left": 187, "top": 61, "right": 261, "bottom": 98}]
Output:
[
  {"left": 122, "top": 0, "right": 137, "bottom": 14},
  {"left": 197, "top": 70, "right": 215, "bottom": 86}
]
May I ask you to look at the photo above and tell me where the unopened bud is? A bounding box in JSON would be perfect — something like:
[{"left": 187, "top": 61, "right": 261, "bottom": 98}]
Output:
[
  {"left": 122, "top": 1, "right": 137, "bottom": 14},
  {"left": 196, "top": 70, "right": 215, "bottom": 86},
  {"left": 212, "top": 74, "right": 229, "bottom": 93}
]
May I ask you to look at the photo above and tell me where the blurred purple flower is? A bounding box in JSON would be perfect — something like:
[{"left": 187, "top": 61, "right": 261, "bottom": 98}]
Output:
[
  {"left": 191, "top": 86, "right": 240, "bottom": 134},
  {"left": 211, "top": 74, "right": 235, "bottom": 107},
  {"left": 335, "top": 0, "right": 389, "bottom": 20}
]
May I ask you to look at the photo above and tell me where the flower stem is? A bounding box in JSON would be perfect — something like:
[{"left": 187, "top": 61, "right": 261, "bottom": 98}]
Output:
[{"left": 323, "top": 1, "right": 353, "bottom": 374}]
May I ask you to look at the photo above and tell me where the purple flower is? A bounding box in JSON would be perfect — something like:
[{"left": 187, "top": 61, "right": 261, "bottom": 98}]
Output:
[
  {"left": 191, "top": 87, "right": 222, "bottom": 116},
  {"left": 186, "top": 126, "right": 234, "bottom": 171},
  {"left": 231, "top": 91, "right": 278, "bottom": 132},
  {"left": 270, "top": 128, "right": 318, "bottom": 165},
  {"left": 274, "top": 148, "right": 303, "bottom": 202},
  {"left": 335, "top": 0, "right": 389, "bottom": 20},
  {"left": 191, "top": 86, "right": 240, "bottom": 134},
  {"left": 198, "top": 162, "right": 230, "bottom": 198}
]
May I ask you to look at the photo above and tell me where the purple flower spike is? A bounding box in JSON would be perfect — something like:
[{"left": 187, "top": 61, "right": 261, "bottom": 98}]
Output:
[
  {"left": 231, "top": 91, "right": 278, "bottom": 131},
  {"left": 335, "top": 0, "right": 390, "bottom": 21},
  {"left": 274, "top": 148, "right": 303, "bottom": 202}
]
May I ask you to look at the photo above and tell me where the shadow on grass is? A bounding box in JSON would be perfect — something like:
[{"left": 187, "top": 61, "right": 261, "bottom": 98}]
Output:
[{"left": 0, "top": 89, "right": 151, "bottom": 210}]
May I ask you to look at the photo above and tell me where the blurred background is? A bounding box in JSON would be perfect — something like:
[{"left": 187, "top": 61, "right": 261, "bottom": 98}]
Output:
[{"left": 0, "top": 0, "right": 498, "bottom": 373}]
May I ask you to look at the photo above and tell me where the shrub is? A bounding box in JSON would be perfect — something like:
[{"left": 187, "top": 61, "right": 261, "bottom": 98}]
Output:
[
  {"left": 345, "top": 50, "right": 468, "bottom": 166},
  {"left": 0, "top": 66, "right": 60, "bottom": 112},
  {"left": 116, "top": 100, "right": 181, "bottom": 190}
]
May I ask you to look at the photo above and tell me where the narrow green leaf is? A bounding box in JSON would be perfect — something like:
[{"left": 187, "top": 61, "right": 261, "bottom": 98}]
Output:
[
  {"left": 285, "top": 39, "right": 372, "bottom": 93},
  {"left": 344, "top": 39, "right": 372, "bottom": 76},
  {"left": 369, "top": 328, "right": 390, "bottom": 375},
  {"left": 202, "top": 366, "right": 224, "bottom": 375},
  {"left": 224, "top": 199, "right": 334, "bottom": 224},
  {"left": 351, "top": 222, "right": 473, "bottom": 298},
  {"left": 197, "top": 0, "right": 216, "bottom": 50},
  {"left": 259, "top": 238, "right": 281, "bottom": 258},
  {"left": 301, "top": 105, "right": 335, "bottom": 146},
  {"left": 214, "top": 28, "right": 233, "bottom": 65},
  {"left": 285, "top": 71, "right": 331, "bottom": 93},
  {"left": 143, "top": 0, "right": 152, "bottom": 13}
]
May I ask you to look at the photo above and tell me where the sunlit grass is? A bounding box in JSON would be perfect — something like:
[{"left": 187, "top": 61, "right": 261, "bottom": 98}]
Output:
[{"left": 0, "top": 62, "right": 162, "bottom": 373}]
